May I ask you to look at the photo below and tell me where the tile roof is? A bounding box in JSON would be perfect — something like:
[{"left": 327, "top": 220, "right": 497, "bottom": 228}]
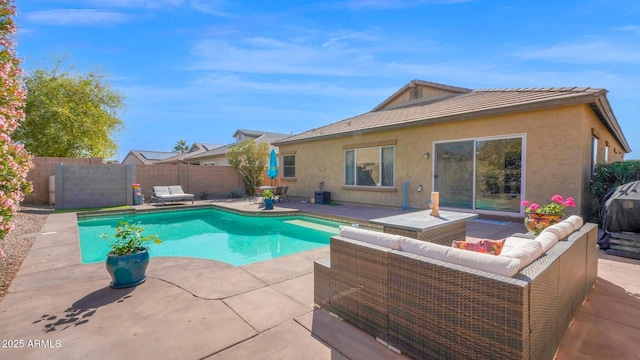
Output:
[
  {"left": 155, "top": 143, "right": 224, "bottom": 164},
  {"left": 125, "top": 150, "right": 176, "bottom": 165},
  {"left": 185, "top": 130, "right": 291, "bottom": 161},
  {"left": 274, "top": 85, "right": 630, "bottom": 152}
]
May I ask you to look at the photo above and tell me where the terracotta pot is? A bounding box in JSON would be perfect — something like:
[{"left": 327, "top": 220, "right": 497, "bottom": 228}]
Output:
[{"left": 524, "top": 213, "right": 561, "bottom": 236}]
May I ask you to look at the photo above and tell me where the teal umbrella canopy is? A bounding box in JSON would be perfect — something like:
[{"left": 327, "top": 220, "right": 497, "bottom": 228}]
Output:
[{"left": 267, "top": 149, "right": 278, "bottom": 185}]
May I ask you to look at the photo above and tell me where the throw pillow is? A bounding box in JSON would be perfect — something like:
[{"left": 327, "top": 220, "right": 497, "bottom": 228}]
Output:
[{"left": 452, "top": 239, "right": 506, "bottom": 255}]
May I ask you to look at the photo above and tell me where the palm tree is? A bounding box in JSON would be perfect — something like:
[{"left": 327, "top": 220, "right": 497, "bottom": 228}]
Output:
[{"left": 173, "top": 139, "right": 189, "bottom": 153}]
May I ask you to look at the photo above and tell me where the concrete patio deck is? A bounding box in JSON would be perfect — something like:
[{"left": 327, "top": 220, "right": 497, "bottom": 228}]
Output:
[{"left": 0, "top": 198, "right": 638, "bottom": 359}]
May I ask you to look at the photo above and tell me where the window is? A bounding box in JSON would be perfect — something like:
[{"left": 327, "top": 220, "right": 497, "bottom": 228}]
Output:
[
  {"left": 591, "top": 137, "right": 598, "bottom": 174},
  {"left": 283, "top": 155, "right": 295, "bottom": 178},
  {"left": 344, "top": 146, "right": 394, "bottom": 187}
]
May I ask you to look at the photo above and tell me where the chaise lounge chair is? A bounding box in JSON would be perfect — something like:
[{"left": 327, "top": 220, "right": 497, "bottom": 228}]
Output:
[{"left": 151, "top": 186, "right": 194, "bottom": 205}]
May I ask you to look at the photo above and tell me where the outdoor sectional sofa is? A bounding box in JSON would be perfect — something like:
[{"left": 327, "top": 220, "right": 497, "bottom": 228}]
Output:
[
  {"left": 314, "top": 216, "right": 599, "bottom": 360},
  {"left": 150, "top": 186, "right": 194, "bottom": 205}
]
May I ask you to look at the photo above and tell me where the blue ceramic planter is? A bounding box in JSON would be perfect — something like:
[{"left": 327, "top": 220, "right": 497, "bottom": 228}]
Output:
[
  {"left": 264, "top": 199, "right": 274, "bottom": 210},
  {"left": 105, "top": 247, "right": 150, "bottom": 288}
]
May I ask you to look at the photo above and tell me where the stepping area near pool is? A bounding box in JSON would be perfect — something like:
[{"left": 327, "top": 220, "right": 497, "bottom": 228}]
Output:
[{"left": 1, "top": 198, "right": 639, "bottom": 359}]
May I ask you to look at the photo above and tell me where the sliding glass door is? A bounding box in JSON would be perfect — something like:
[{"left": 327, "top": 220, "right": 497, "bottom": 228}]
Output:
[
  {"left": 434, "top": 136, "right": 523, "bottom": 213},
  {"left": 434, "top": 141, "right": 474, "bottom": 209}
]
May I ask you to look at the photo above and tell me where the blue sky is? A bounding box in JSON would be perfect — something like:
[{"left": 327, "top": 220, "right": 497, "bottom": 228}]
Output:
[{"left": 14, "top": 0, "right": 640, "bottom": 161}]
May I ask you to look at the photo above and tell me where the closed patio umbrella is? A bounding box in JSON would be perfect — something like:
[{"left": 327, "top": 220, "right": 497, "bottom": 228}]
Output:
[{"left": 267, "top": 148, "right": 278, "bottom": 186}]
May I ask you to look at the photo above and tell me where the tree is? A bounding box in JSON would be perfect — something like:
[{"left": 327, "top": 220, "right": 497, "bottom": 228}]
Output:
[
  {"left": 173, "top": 139, "right": 189, "bottom": 153},
  {"left": 14, "top": 61, "right": 125, "bottom": 159},
  {"left": 0, "top": 0, "right": 33, "bottom": 241},
  {"left": 226, "top": 139, "right": 269, "bottom": 195}
]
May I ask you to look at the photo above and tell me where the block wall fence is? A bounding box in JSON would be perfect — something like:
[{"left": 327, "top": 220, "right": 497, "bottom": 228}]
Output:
[{"left": 25, "top": 157, "right": 244, "bottom": 209}]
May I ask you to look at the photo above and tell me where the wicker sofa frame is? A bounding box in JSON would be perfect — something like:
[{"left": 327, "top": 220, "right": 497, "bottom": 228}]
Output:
[{"left": 314, "top": 222, "right": 598, "bottom": 360}]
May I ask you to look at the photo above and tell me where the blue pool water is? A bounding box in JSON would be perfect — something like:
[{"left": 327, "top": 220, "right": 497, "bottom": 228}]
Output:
[{"left": 78, "top": 208, "right": 342, "bottom": 266}]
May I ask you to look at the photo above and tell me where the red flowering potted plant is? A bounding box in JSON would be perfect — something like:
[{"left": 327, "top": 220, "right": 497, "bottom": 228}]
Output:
[{"left": 521, "top": 194, "right": 576, "bottom": 235}]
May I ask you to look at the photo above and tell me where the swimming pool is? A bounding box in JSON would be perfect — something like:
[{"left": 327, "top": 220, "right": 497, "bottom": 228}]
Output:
[{"left": 77, "top": 208, "right": 342, "bottom": 266}]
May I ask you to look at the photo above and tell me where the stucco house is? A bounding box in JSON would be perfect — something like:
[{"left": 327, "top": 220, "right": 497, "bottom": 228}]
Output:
[
  {"left": 185, "top": 129, "right": 291, "bottom": 166},
  {"left": 121, "top": 143, "right": 221, "bottom": 165},
  {"left": 156, "top": 143, "right": 223, "bottom": 165},
  {"left": 272, "top": 79, "right": 630, "bottom": 218},
  {"left": 121, "top": 150, "right": 176, "bottom": 165}
]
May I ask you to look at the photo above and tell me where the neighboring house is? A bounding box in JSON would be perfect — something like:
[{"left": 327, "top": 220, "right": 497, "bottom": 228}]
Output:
[
  {"left": 121, "top": 150, "right": 176, "bottom": 165},
  {"left": 273, "top": 79, "right": 630, "bottom": 218},
  {"left": 121, "top": 143, "right": 222, "bottom": 165},
  {"left": 155, "top": 143, "right": 223, "bottom": 165},
  {"left": 185, "top": 129, "right": 291, "bottom": 166}
]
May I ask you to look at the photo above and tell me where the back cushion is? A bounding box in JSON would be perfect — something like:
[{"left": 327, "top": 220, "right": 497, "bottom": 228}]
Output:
[
  {"left": 536, "top": 231, "right": 559, "bottom": 252},
  {"left": 565, "top": 215, "right": 584, "bottom": 231},
  {"left": 168, "top": 186, "right": 185, "bottom": 195},
  {"left": 400, "top": 238, "right": 452, "bottom": 262},
  {"left": 499, "top": 240, "right": 544, "bottom": 270},
  {"left": 153, "top": 186, "right": 170, "bottom": 196},
  {"left": 340, "top": 226, "right": 402, "bottom": 250},
  {"left": 401, "top": 237, "right": 520, "bottom": 277},
  {"left": 541, "top": 221, "right": 573, "bottom": 240}
]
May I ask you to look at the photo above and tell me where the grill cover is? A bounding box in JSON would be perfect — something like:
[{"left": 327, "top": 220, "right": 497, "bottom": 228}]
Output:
[{"left": 599, "top": 180, "right": 640, "bottom": 248}]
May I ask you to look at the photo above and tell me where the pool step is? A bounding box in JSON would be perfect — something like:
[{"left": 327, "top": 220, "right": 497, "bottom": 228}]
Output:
[{"left": 284, "top": 220, "right": 340, "bottom": 235}]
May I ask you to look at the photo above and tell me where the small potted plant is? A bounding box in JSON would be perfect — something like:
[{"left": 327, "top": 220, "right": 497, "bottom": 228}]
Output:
[
  {"left": 521, "top": 194, "right": 576, "bottom": 235},
  {"left": 101, "top": 221, "right": 161, "bottom": 288},
  {"left": 262, "top": 189, "right": 275, "bottom": 210}
]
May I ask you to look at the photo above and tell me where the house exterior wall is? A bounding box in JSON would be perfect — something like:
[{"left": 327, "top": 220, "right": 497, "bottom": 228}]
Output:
[
  {"left": 199, "top": 154, "right": 229, "bottom": 166},
  {"left": 121, "top": 154, "right": 145, "bottom": 165},
  {"left": 278, "top": 104, "right": 621, "bottom": 218}
]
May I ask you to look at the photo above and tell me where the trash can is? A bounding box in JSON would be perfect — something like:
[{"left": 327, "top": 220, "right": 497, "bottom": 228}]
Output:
[{"left": 133, "top": 184, "right": 142, "bottom": 205}]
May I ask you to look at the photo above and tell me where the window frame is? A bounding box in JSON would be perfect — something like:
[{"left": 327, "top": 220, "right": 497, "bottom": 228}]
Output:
[
  {"left": 282, "top": 154, "right": 296, "bottom": 178},
  {"left": 344, "top": 145, "right": 395, "bottom": 187}
]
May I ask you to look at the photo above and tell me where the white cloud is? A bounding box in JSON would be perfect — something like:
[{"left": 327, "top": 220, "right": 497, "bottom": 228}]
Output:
[
  {"left": 24, "top": 9, "right": 131, "bottom": 26},
  {"left": 193, "top": 72, "right": 395, "bottom": 97},
  {"left": 80, "top": 0, "right": 185, "bottom": 8},
  {"left": 189, "top": 0, "right": 233, "bottom": 17},
  {"left": 336, "top": 0, "right": 472, "bottom": 10},
  {"left": 512, "top": 39, "right": 640, "bottom": 64},
  {"left": 616, "top": 25, "right": 640, "bottom": 36},
  {"left": 189, "top": 37, "right": 374, "bottom": 76},
  {"left": 78, "top": 0, "right": 231, "bottom": 16}
]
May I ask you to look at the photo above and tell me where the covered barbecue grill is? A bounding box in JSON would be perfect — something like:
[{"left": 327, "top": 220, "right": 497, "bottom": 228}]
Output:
[{"left": 599, "top": 180, "right": 640, "bottom": 259}]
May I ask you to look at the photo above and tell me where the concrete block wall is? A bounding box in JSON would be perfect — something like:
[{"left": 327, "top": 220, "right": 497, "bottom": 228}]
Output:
[
  {"left": 26, "top": 157, "right": 103, "bottom": 205},
  {"left": 55, "top": 164, "right": 134, "bottom": 210},
  {"left": 24, "top": 159, "right": 244, "bottom": 209},
  {"left": 134, "top": 164, "right": 243, "bottom": 201}
]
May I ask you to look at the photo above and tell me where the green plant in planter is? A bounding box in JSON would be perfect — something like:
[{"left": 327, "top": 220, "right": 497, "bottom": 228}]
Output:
[
  {"left": 262, "top": 189, "right": 274, "bottom": 200},
  {"left": 102, "top": 221, "right": 162, "bottom": 288},
  {"left": 102, "top": 221, "right": 161, "bottom": 256}
]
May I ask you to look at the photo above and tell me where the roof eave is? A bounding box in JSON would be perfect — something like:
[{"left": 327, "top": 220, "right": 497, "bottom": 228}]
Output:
[
  {"left": 590, "top": 94, "right": 631, "bottom": 152},
  {"left": 274, "top": 92, "right": 629, "bottom": 149}
]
